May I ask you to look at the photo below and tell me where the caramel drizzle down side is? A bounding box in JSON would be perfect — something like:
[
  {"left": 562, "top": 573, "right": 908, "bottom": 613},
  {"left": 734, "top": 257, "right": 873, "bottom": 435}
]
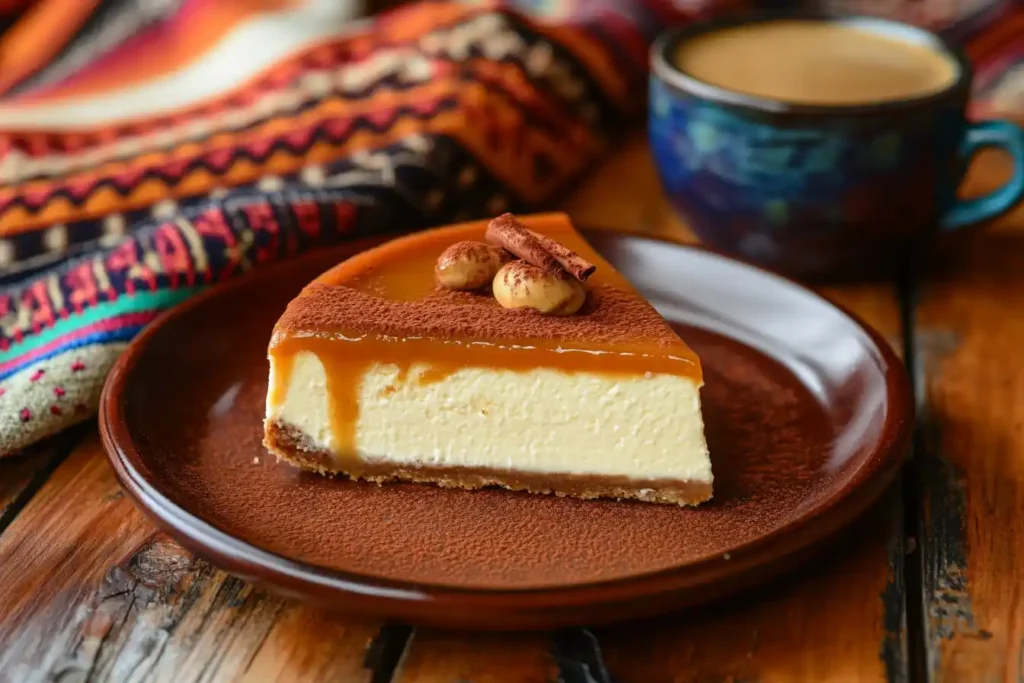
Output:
[{"left": 485, "top": 213, "right": 596, "bottom": 282}]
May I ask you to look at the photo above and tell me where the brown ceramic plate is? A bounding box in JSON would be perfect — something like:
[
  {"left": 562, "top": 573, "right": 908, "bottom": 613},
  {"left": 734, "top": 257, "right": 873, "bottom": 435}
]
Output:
[{"left": 99, "top": 231, "right": 912, "bottom": 630}]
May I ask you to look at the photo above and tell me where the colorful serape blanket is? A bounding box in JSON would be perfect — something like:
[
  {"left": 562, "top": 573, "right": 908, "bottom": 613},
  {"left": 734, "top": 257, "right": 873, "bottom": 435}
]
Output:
[{"left": 0, "top": 0, "right": 1022, "bottom": 455}]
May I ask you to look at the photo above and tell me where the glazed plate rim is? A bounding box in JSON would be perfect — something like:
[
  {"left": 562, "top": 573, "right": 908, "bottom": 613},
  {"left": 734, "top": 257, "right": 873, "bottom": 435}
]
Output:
[{"left": 99, "top": 231, "right": 913, "bottom": 613}]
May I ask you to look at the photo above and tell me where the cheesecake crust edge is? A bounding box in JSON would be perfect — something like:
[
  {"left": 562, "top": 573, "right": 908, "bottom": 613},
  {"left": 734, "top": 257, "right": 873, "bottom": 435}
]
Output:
[{"left": 264, "top": 420, "right": 713, "bottom": 507}]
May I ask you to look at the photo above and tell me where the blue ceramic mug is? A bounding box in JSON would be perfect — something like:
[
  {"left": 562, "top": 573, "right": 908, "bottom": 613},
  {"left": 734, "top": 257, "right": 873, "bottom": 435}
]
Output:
[{"left": 649, "top": 14, "right": 1024, "bottom": 278}]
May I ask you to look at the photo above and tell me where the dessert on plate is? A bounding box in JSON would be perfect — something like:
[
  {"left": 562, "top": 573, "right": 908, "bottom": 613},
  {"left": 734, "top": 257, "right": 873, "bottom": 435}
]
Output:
[{"left": 263, "top": 212, "right": 712, "bottom": 505}]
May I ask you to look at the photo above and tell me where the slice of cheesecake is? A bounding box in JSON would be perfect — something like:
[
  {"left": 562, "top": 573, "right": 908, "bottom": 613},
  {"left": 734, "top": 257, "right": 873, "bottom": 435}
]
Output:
[{"left": 263, "top": 213, "right": 712, "bottom": 505}]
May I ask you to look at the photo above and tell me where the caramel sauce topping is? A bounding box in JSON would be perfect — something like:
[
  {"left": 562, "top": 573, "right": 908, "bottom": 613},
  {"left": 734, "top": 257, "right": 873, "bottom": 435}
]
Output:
[{"left": 268, "top": 213, "right": 702, "bottom": 472}]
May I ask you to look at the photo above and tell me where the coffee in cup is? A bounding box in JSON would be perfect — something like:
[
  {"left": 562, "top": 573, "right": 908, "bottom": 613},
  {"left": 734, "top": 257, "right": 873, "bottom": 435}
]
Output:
[
  {"left": 649, "top": 15, "right": 1024, "bottom": 278},
  {"left": 673, "top": 20, "right": 957, "bottom": 106}
]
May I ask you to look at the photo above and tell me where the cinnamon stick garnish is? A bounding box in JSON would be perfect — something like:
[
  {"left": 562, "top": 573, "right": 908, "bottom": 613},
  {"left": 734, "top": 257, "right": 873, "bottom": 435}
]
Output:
[{"left": 485, "top": 213, "right": 596, "bottom": 282}]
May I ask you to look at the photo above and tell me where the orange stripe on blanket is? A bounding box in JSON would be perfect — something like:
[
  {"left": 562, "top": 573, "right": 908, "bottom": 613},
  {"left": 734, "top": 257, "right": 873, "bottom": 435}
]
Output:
[
  {"left": 11, "top": 0, "right": 297, "bottom": 102},
  {"left": 0, "top": 91, "right": 602, "bottom": 233},
  {"left": 0, "top": 3, "right": 492, "bottom": 141},
  {"left": 0, "top": 115, "right": 450, "bottom": 233},
  {"left": 1, "top": 57, "right": 597, "bottom": 194},
  {"left": 0, "top": 0, "right": 101, "bottom": 96},
  {"left": 0, "top": 79, "right": 462, "bottom": 196}
]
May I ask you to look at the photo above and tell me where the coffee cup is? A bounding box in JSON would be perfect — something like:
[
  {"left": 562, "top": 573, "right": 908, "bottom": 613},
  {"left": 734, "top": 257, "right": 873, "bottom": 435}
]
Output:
[{"left": 649, "top": 13, "right": 1024, "bottom": 278}]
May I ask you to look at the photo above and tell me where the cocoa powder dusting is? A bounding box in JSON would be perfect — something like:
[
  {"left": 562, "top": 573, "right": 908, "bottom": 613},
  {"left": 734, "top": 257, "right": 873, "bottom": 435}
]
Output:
[
  {"left": 439, "top": 241, "right": 505, "bottom": 267},
  {"left": 274, "top": 281, "right": 682, "bottom": 347}
]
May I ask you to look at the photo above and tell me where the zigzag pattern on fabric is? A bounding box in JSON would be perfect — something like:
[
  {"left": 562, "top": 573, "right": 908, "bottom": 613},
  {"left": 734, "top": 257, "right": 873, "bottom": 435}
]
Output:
[
  {"left": 0, "top": 65, "right": 601, "bottom": 205},
  {"left": 0, "top": 132, "right": 514, "bottom": 283},
  {"left": 2, "top": 44, "right": 621, "bottom": 188},
  {"left": 0, "top": 6, "right": 628, "bottom": 155},
  {"left": 0, "top": 102, "right": 462, "bottom": 206},
  {"left": 0, "top": 17, "right": 622, "bottom": 168},
  {"left": 0, "top": 16, "right": 622, "bottom": 244}
]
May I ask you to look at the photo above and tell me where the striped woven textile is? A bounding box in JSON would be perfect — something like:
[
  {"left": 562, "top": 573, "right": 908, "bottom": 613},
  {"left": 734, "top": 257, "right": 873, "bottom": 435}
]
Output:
[{"left": 0, "top": 0, "right": 1020, "bottom": 455}]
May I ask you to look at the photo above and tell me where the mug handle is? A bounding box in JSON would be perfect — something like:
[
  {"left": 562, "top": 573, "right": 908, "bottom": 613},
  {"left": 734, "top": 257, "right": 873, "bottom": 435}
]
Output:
[{"left": 942, "top": 120, "right": 1024, "bottom": 232}]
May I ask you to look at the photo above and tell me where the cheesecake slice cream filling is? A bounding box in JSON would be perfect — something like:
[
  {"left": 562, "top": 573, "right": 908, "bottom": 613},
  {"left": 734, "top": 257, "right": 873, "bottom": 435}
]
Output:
[
  {"left": 262, "top": 213, "right": 713, "bottom": 505},
  {"left": 266, "top": 350, "right": 711, "bottom": 483}
]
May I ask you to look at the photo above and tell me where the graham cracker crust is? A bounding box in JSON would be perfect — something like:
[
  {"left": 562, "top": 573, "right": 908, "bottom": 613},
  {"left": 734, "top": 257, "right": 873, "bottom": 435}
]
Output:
[{"left": 264, "top": 420, "right": 713, "bottom": 507}]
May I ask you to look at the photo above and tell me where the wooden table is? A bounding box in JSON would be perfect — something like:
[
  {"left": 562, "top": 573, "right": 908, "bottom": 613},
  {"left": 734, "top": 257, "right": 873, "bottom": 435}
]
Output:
[{"left": 1, "top": 135, "right": 1022, "bottom": 682}]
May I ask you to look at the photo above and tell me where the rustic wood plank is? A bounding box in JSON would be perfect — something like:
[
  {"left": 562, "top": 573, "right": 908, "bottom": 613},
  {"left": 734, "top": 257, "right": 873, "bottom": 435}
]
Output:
[
  {"left": 0, "top": 430, "right": 81, "bottom": 529},
  {"left": 598, "top": 490, "right": 907, "bottom": 683},
  {"left": 394, "top": 630, "right": 558, "bottom": 683},
  {"left": 0, "top": 452, "right": 55, "bottom": 524},
  {"left": 0, "top": 434, "right": 391, "bottom": 683},
  {"left": 552, "top": 628, "right": 616, "bottom": 683},
  {"left": 912, "top": 150, "right": 1024, "bottom": 680},
  {"left": 392, "top": 627, "right": 617, "bottom": 683}
]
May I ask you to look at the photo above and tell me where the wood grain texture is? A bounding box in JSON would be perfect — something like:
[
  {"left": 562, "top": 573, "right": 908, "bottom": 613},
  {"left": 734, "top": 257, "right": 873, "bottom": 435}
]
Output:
[
  {"left": 394, "top": 630, "right": 557, "bottom": 682},
  {"left": 391, "top": 628, "right": 618, "bottom": 683},
  {"left": 912, "top": 150, "right": 1024, "bottom": 681},
  {"left": 0, "top": 434, "right": 386, "bottom": 683},
  {"left": 0, "top": 431, "right": 79, "bottom": 528},
  {"left": 600, "top": 491, "right": 907, "bottom": 683},
  {"left": 0, "top": 452, "right": 56, "bottom": 524}
]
